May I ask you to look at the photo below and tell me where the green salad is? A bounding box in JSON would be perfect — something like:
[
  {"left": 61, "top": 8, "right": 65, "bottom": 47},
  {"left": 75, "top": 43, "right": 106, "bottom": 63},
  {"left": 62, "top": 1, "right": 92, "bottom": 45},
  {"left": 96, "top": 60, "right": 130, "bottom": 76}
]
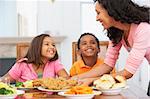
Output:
[
  {"left": 0, "top": 82, "right": 16, "bottom": 95},
  {"left": 0, "top": 88, "right": 14, "bottom": 95},
  {"left": 15, "top": 82, "right": 23, "bottom": 87}
]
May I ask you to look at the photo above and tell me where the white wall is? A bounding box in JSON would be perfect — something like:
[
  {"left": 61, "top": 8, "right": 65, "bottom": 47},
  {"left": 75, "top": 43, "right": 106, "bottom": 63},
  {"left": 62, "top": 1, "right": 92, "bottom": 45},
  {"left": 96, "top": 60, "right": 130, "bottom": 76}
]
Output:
[
  {"left": 81, "top": 2, "right": 109, "bottom": 41},
  {"left": 0, "top": 1, "right": 17, "bottom": 37},
  {"left": 16, "top": 1, "right": 37, "bottom": 36},
  {"left": 132, "top": 0, "right": 150, "bottom": 7},
  {"left": 37, "top": 1, "right": 81, "bottom": 71}
]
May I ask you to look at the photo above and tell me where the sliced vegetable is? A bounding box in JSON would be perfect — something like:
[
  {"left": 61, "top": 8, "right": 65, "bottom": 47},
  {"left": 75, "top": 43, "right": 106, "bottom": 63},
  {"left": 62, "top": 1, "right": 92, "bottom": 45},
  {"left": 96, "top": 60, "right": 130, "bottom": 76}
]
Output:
[
  {"left": 15, "top": 82, "right": 23, "bottom": 87},
  {"left": 0, "top": 88, "right": 14, "bottom": 95}
]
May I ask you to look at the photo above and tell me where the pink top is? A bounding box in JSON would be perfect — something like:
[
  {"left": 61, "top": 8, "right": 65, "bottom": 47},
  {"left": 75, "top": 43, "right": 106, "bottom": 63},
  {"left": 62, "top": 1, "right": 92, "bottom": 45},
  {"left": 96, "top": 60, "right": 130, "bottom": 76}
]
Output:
[
  {"left": 8, "top": 58, "right": 64, "bottom": 82},
  {"left": 104, "top": 22, "right": 150, "bottom": 74}
]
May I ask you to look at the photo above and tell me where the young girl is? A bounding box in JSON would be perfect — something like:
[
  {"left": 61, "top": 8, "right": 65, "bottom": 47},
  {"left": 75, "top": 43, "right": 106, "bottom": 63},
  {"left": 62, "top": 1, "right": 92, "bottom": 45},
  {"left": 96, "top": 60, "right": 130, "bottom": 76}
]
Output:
[
  {"left": 70, "top": 33, "right": 104, "bottom": 76},
  {"left": 2, "top": 34, "right": 69, "bottom": 82}
]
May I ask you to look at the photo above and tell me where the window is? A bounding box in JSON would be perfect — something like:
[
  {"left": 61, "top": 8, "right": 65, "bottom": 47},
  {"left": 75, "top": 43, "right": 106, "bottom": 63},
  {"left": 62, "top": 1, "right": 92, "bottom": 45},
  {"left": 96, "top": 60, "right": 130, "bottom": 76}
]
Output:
[{"left": 81, "top": 2, "right": 109, "bottom": 41}]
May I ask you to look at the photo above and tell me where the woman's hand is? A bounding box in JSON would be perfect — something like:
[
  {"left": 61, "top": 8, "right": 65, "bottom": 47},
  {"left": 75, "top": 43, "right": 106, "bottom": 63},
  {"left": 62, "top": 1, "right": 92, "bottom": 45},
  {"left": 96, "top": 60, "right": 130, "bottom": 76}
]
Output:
[{"left": 110, "top": 69, "right": 133, "bottom": 79}]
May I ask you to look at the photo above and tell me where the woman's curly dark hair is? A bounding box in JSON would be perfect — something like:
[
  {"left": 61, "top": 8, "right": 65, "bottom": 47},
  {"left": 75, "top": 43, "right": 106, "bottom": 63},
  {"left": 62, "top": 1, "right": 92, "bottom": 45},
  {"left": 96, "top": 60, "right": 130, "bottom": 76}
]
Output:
[{"left": 94, "top": 0, "right": 150, "bottom": 46}]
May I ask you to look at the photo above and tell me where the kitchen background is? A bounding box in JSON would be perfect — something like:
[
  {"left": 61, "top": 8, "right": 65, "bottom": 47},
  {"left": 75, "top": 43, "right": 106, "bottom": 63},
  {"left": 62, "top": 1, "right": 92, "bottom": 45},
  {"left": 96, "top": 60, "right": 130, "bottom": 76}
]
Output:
[{"left": 0, "top": 0, "right": 150, "bottom": 91}]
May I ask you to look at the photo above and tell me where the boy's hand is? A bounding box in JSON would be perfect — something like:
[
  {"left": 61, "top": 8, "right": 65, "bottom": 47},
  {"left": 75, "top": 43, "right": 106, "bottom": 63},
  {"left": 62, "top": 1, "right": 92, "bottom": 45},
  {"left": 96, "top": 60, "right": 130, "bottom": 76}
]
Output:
[
  {"left": 78, "top": 78, "right": 94, "bottom": 86},
  {"left": 70, "top": 75, "right": 79, "bottom": 81}
]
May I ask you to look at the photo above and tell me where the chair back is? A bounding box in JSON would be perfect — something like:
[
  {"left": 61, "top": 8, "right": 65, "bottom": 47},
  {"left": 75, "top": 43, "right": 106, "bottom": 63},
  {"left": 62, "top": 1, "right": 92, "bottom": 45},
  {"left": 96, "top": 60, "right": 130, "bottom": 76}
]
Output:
[{"left": 16, "top": 42, "right": 30, "bottom": 60}]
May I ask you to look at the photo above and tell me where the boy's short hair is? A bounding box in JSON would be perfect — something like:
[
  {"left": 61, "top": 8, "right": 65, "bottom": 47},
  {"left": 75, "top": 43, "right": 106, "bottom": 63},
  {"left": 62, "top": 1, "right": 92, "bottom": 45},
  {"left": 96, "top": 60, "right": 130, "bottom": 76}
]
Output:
[{"left": 77, "top": 33, "right": 100, "bottom": 50}]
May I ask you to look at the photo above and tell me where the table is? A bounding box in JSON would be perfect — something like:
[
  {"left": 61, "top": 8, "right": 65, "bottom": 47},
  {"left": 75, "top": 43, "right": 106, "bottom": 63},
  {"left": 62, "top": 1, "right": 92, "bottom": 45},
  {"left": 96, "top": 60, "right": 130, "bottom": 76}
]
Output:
[{"left": 15, "top": 82, "right": 150, "bottom": 99}]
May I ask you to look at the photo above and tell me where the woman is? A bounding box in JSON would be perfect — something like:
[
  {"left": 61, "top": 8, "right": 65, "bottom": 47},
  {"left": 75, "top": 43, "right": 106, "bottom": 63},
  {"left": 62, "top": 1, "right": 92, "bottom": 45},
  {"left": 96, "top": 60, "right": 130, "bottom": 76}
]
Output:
[
  {"left": 2, "top": 34, "right": 69, "bottom": 82},
  {"left": 72, "top": 0, "right": 150, "bottom": 95}
]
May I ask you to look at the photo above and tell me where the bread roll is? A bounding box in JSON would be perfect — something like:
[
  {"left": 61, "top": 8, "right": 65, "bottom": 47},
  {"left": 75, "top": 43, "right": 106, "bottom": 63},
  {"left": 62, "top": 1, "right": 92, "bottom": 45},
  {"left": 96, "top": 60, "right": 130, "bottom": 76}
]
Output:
[
  {"left": 23, "top": 80, "right": 33, "bottom": 88},
  {"left": 115, "top": 75, "right": 126, "bottom": 83},
  {"left": 93, "top": 75, "right": 127, "bottom": 90},
  {"left": 111, "top": 82, "right": 126, "bottom": 89},
  {"left": 95, "top": 80, "right": 113, "bottom": 90},
  {"left": 93, "top": 74, "right": 115, "bottom": 90},
  {"left": 100, "top": 74, "right": 116, "bottom": 85}
]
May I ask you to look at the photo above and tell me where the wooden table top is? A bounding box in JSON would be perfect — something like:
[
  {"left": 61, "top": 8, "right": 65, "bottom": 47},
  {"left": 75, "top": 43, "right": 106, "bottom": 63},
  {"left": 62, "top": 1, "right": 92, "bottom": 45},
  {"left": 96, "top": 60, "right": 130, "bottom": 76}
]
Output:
[{"left": 15, "top": 82, "right": 150, "bottom": 99}]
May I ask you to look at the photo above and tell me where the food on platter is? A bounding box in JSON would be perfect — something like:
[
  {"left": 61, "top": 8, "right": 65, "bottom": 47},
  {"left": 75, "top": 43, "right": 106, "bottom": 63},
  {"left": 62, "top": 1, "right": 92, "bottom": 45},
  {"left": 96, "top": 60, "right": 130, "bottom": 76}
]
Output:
[
  {"left": 65, "top": 85, "right": 93, "bottom": 94},
  {"left": 15, "top": 82, "right": 23, "bottom": 87},
  {"left": 111, "top": 82, "right": 126, "bottom": 89},
  {"left": 111, "top": 75, "right": 126, "bottom": 89},
  {"left": 23, "top": 92, "right": 48, "bottom": 98},
  {"left": 32, "top": 79, "right": 43, "bottom": 87},
  {"left": 114, "top": 75, "right": 126, "bottom": 83},
  {"left": 23, "top": 80, "right": 33, "bottom": 88},
  {"left": 58, "top": 86, "right": 101, "bottom": 99},
  {"left": 41, "top": 77, "right": 78, "bottom": 90},
  {"left": 16, "top": 77, "right": 77, "bottom": 90},
  {"left": 0, "top": 82, "right": 16, "bottom": 95},
  {"left": 15, "top": 80, "right": 33, "bottom": 88},
  {"left": 94, "top": 80, "right": 113, "bottom": 90},
  {"left": 15, "top": 79, "right": 43, "bottom": 89},
  {"left": 93, "top": 74, "right": 126, "bottom": 90},
  {"left": 93, "top": 74, "right": 115, "bottom": 90}
]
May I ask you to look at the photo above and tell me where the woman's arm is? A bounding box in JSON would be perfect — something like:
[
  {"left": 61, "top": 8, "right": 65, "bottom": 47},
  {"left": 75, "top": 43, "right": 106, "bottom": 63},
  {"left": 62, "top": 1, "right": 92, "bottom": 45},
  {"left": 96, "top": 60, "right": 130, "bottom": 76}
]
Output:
[
  {"left": 71, "top": 41, "right": 121, "bottom": 79},
  {"left": 112, "top": 69, "right": 133, "bottom": 79},
  {"left": 72, "top": 63, "right": 113, "bottom": 79},
  {"left": 57, "top": 69, "right": 70, "bottom": 79},
  {"left": 75, "top": 68, "right": 133, "bottom": 86}
]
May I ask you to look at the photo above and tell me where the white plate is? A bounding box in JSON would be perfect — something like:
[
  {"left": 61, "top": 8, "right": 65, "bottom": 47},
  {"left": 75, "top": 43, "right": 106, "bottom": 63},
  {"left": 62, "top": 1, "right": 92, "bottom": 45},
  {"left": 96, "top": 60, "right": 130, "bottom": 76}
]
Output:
[
  {"left": 93, "top": 86, "right": 129, "bottom": 95},
  {"left": 58, "top": 91, "right": 101, "bottom": 99},
  {"left": 17, "top": 87, "right": 37, "bottom": 91},
  {"left": 101, "top": 88, "right": 122, "bottom": 95},
  {"left": 0, "top": 90, "right": 25, "bottom": 99},
  {"left": 37, "top": 87, "right": 67, "bottom": 92}
]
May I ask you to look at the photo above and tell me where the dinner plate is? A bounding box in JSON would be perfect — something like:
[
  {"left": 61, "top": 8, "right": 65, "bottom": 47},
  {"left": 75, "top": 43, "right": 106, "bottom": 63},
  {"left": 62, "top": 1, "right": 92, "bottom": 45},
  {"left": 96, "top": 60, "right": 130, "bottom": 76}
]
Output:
[
  {"left": 37, "top": 87, "right": 67, "bottom": 92},
  {"left": 11, "top": 84, "right": 37, "bottom": 91},
  {"left": 58, "top": 91, "right": 101, "bottom": 99},
  {"left": 17, "top": 87, "right": 37, "bottom": 91},
  {"left": 92, "top": 86, "right": 129, "bottom": 95},
  {"left": 0, "top": 90, "right": 25, "bottom": 99}
]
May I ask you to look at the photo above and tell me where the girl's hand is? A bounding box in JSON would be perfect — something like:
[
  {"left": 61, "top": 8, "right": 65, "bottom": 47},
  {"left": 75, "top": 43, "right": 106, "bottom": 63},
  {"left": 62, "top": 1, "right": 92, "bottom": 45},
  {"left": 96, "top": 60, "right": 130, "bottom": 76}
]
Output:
[
  {"left": 0, "top": 77, "right": 10, "bottom": 85},
  {"left": 0, "top": 73, "right": 15, "bottom": 84}
]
